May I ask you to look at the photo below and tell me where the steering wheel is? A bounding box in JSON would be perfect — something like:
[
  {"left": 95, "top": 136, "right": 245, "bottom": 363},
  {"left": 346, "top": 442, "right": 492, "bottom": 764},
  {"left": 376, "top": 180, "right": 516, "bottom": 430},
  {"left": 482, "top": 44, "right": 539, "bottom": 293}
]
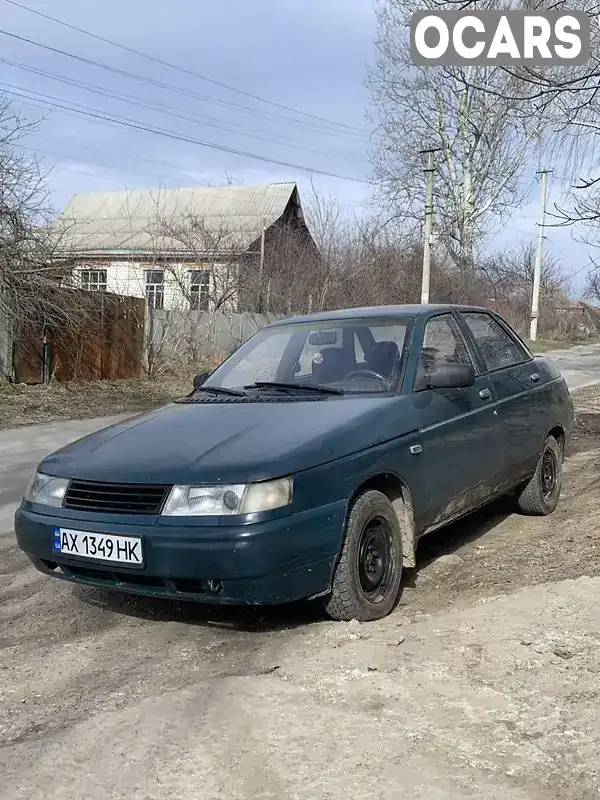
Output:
[{"left": 343, "top": 368, "right": 387, "bottom": 383}]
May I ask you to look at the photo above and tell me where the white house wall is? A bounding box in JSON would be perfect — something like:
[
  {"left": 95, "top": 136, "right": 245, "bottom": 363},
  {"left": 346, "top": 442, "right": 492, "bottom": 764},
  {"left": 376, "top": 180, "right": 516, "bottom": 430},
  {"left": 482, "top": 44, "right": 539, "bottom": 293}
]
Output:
[{"left": 75, "top": 261, "right": 238, "bottom": 312}]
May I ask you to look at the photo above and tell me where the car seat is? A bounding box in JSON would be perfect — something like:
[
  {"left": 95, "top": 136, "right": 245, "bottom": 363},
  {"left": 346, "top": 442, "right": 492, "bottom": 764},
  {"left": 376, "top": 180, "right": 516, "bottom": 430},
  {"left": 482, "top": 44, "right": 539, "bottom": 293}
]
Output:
[
  {"left": 311, "top": 347, "right": 351, "bottom": 384},
  {"left": 365, "top": 341, "right": 400, "bottom": 379}
]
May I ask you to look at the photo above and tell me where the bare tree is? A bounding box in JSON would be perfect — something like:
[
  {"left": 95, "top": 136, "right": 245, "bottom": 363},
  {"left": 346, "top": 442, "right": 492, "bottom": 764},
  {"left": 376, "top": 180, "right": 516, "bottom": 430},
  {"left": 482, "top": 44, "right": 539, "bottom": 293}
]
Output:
[
  {"left": 302, "top": 182, "right": 348, "bottom": 312},
  {"left": 0, "top": 95, "right": 74, "bottom": 326},
  {"left": 481, "top": 241, "right": 566, "bottom": 296},
  {"left": 137, "top": 200, "right": 246, "bottom": 376},
  {"left": 444, "top": 3, "right": 600, "bottom": 241},
  {"left": 474, "top": 241, "right": 572, "bottom": 336},
  {"left": 152, "top": 211, "right": 241, "bottom": 313},
  {"left": 584, "top": 264, "right": 600, "bottom": 303},
  {"left": 0, "top": 94, "right": 111, "bottom": 383},
  {"left": 368, "top": 0, "right": 545, "bottom": 272}
]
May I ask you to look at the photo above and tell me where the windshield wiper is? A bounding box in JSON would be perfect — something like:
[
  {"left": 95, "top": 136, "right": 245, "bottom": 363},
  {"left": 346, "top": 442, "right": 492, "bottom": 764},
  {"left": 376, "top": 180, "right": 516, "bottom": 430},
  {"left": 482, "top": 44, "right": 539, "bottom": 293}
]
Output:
[
  {"left": 244, "top": 381, "right": 344, "bottom": 395},
  {"left": 194, "top": 385, "right": 246, "bottom": 397}
]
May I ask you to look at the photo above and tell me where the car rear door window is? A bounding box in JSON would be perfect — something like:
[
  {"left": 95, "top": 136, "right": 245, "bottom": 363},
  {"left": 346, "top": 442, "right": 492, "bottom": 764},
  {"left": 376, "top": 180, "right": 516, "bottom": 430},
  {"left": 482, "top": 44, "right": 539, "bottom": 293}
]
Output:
[{"left": 461, "top": 312, "right": 528, "bottom": 372}]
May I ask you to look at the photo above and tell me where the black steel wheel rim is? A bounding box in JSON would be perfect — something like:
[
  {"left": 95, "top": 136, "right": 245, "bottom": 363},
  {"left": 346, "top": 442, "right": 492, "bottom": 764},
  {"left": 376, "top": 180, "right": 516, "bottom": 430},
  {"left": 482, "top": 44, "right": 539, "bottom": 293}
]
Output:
[
  {"left": 541, "top": 449, "right": 557, "bottom": 500},
  {"left": 357, "top": 517, "right": 395, "bottom": 603}
]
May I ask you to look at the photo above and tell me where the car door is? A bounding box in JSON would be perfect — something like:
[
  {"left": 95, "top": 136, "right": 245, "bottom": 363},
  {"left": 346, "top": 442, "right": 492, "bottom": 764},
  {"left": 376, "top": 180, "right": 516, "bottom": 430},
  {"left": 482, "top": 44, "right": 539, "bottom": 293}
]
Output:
[
  {"left": 458, "top": 310, "right": 549, "bottom": 486},
  {"left": 414, "top": 312, "right": 502, "bottom": 531}
]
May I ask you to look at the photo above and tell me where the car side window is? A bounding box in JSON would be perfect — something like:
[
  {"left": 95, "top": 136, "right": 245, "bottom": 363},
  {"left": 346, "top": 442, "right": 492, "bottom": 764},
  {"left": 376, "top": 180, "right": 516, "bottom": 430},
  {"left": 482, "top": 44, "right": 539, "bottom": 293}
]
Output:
[
  {"left": 421, "top": 314, "right": 472, "bottom": 371},
  {"left": 461, "top": 312, "right": 527, "bottom": 372}
]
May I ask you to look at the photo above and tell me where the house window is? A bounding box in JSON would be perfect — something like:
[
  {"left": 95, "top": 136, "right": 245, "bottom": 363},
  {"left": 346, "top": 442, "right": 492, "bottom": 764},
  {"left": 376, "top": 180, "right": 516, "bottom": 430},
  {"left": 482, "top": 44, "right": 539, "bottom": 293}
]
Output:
[
  {"left": 189, "top": 269, "right": 210, "bottom": 311},
  {"left": 80, "top": 269, "right": 107, "bottom": 292},
  {"left": 145, "top": 269, "right": 164, "bottom": 310}
]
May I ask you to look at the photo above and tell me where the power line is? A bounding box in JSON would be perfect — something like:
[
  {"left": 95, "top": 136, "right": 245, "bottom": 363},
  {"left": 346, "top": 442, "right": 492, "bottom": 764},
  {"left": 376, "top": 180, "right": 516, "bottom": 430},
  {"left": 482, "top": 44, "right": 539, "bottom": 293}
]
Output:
[
  {"left": 0, "top": 28, "right": 367, "bottom": 141},
  {"left": 569, "top": 262, "right": 593, "bottom": 280},
  {"left": 15, "top": 141, "right": 181, "bottom": 183},
  {"left": 0, "top": 58, "right": 367, "bottom": 164},
  {"left": 3, "top": 0, "right": 368, "bottom": 137},
  {"left": 53, "top": 165, "right": 148, "bottom": 182},
  {"left": 2, "top": 84, "right": 372, "bottom": 184},
  {"left": 22, "top": 133, "right": 200, "bottom": 174},
  {"left": 13, "top": 136, "right": 199, "bottom": 182},
  {"left": 19, "top": 136, "right": 372, "bottom": 203},
  {"left": 24, "top": 132, "right": 308, "bottom": 187}
]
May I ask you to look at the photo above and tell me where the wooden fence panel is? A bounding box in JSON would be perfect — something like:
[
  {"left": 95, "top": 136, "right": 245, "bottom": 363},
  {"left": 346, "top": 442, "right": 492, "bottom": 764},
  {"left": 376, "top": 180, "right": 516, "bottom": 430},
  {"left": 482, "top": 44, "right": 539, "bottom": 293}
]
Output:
[
  {"left": 13, "top": 290, "right": 146, "bottom": 383},
  {"left": 13, "top": 327, "right": 44, "bottom": 384},
  {"left": 101, "top": 295, "right": 145, "bottom": 380}
]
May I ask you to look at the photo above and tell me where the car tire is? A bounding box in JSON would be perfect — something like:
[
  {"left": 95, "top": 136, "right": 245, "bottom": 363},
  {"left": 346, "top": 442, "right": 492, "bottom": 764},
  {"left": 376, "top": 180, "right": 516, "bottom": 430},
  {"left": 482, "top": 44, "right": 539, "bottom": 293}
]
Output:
[
  {"left": 323, "top": 490, "right": 403, "bottom": 622},
  {"left": 516, "top": 435, "right": 562, "bottom": 516}
]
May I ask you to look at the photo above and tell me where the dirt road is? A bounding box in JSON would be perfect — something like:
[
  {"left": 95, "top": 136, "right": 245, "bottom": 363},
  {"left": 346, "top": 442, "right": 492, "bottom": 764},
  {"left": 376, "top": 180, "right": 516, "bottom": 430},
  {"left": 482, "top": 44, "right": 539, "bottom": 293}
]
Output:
[{"left": 1, "top": 387, "right": 600, "bottom": 799}]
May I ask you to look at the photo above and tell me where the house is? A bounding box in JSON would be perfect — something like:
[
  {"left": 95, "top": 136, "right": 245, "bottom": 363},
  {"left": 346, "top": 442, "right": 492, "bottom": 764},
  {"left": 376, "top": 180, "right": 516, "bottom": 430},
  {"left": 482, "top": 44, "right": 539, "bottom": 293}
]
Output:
[{"left": 57, "top": 181, "right": 318, "bottom": 314}]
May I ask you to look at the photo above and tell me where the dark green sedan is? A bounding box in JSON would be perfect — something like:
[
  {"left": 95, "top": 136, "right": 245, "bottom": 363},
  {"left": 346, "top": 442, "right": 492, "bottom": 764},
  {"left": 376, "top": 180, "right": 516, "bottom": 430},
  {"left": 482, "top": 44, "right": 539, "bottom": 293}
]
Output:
[{"left": 14, "top": 304, "right": 573, "bottom": 621}]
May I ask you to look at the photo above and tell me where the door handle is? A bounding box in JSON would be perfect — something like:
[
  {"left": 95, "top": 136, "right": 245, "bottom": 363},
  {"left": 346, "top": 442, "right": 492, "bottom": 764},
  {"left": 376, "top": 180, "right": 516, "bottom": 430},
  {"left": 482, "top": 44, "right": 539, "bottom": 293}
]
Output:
[
  {"left": 479, "top": 388, "right": 491, "bottom": 400},
  {"left": 530, "top": 373, "right": 540, "bottom": 382}
]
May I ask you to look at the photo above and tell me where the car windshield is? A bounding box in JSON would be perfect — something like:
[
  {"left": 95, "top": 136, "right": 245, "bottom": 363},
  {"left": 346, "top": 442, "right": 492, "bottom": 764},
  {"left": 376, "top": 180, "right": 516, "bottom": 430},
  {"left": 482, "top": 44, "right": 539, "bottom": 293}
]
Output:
[{"left": 204, "top": 317, "right": 412, "bottom": 394}]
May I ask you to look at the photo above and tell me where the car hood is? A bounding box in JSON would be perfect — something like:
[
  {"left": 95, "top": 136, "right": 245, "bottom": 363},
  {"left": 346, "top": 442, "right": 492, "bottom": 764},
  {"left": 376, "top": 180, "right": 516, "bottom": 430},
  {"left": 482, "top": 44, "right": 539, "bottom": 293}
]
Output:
[{"left": 40, "top": 396, "right": 412, "bottom": 484}]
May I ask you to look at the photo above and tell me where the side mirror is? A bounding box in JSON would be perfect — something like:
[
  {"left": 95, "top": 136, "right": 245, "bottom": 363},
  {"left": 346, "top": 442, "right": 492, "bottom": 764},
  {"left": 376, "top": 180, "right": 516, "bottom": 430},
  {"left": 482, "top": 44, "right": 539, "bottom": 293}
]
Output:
[
  {"left": 193, "top": 372, "right": 209, "bottom": 390},
  {"left": 415, "top": 362, "right": 475, "bottom": 392}
]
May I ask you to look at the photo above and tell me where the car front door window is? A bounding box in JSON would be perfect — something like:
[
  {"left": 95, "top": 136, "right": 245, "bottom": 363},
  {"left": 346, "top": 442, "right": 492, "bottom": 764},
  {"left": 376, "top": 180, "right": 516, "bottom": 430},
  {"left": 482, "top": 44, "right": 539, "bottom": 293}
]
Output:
[{"left": 421, "top": 314, "right": 473, "bottom": 372}]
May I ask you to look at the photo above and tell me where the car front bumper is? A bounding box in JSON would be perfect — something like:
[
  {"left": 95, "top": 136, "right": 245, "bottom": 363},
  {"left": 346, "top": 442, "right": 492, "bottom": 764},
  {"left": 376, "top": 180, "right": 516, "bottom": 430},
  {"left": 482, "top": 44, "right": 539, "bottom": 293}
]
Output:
[{"left": 14, "top": 500, "right": 347, "bottom": 605}]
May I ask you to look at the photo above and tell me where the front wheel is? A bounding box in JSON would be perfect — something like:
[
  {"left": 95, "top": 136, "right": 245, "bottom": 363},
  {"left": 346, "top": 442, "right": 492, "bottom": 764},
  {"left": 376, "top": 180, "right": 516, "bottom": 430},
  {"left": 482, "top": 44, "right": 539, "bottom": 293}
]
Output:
[
  {"left": 517, "top": 435, "right": 563, "bottom": 516},
  {"left": 323, "top": 490, "right": 403, "bottom": 622}
]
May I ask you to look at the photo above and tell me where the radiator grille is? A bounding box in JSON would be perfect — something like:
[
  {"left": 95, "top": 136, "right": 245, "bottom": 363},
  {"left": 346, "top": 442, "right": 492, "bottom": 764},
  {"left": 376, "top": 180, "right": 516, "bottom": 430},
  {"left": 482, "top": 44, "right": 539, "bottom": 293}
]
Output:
[{"left": 63, "top": 480, "right": 169, "bottom": 515}]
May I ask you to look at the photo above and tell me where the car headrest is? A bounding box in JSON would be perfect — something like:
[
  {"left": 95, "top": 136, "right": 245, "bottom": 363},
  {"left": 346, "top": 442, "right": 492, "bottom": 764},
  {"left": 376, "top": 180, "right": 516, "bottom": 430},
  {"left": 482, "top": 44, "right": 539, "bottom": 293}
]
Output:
[
  {"left": 311, "top": 347, "right": 348, "bottom": 382},
  {"left": 366, "top": 340, "right": 400, "bottom": 377}
]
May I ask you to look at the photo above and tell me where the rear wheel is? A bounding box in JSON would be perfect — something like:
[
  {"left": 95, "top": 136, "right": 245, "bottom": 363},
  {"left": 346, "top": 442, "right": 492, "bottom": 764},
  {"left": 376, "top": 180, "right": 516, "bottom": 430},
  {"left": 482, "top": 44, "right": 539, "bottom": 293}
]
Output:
[
  {"left": 323, "top": 490, "right": 403, "bottom": 622},
  {"left": 517, "top": 435, "right": 562, "bottom": 516}
]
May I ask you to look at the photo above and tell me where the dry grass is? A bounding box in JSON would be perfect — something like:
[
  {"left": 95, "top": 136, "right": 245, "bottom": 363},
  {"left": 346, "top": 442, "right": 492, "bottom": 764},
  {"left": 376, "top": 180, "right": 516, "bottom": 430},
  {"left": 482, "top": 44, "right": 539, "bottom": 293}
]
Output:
[
  {"left": 525, "top": 338, "right": 584, "bottom": 353},
  {"left": 0, "top": 377, "right": 192, "bottom": 429}
]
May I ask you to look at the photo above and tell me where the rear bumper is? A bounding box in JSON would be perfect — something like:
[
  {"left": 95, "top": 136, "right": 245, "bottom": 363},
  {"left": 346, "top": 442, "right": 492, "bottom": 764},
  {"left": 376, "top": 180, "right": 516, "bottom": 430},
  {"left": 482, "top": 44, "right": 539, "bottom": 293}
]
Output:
[{"left": 14, "top": 500, "right": 347, "bottom": 605}]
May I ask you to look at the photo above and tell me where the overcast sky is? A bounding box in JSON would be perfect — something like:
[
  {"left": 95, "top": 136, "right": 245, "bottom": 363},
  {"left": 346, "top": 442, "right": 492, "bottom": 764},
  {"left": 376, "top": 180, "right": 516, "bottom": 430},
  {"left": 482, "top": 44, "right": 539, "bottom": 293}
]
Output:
[{"left": 1, "top": 0, "right": 593, "bottom": 293}]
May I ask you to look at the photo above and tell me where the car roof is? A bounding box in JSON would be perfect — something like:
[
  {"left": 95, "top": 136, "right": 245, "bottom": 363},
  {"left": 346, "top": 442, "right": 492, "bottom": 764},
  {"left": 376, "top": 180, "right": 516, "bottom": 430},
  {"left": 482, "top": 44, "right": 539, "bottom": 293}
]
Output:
[{"left": 268, "top": 304, "right": 491, "bottom": 327}]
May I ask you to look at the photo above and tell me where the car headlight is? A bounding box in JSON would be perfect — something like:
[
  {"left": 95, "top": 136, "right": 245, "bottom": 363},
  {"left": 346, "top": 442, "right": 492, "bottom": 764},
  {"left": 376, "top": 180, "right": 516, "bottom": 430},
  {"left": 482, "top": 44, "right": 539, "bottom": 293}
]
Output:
[
  {"left": 162, "top": 477, "right": 293, "bottom": 516},
  {"left": 24, "top": 472, "right": 69, "bottom": 507}
]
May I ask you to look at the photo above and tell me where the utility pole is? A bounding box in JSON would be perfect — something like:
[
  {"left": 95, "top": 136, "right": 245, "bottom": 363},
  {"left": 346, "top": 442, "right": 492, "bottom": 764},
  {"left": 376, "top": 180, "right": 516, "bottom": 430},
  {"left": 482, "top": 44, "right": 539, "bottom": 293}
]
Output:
[
  {"left": 421, "top": 149, "right": 437, "bottom": 304},
  {"left": 529, "top": 169, "right": 551, "bottom": 342}
]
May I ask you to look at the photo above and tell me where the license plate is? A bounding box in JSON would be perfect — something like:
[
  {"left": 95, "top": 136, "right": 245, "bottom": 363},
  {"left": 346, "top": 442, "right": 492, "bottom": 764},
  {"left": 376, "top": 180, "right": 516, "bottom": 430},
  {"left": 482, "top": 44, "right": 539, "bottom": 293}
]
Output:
[{"left": 52, "top": 527, "right": 144, "bottom": 566}]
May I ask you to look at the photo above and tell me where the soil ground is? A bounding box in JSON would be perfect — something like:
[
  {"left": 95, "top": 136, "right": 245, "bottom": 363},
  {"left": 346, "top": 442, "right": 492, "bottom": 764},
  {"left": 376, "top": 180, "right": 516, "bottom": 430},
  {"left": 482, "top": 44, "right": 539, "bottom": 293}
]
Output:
[{"left": 1, "top": 387, "right": 600, "bottom": 798}]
